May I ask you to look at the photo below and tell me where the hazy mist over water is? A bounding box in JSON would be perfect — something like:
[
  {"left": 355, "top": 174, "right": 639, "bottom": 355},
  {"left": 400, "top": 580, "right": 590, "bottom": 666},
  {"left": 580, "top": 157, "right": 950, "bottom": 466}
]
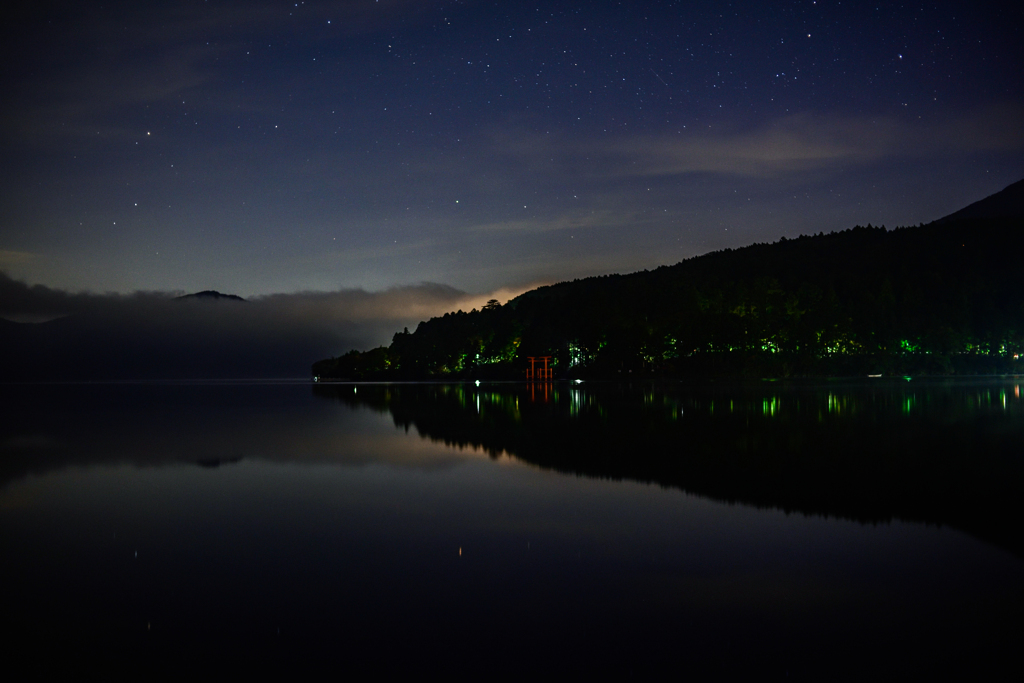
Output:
[{"left": 0, "top": 272, "right": 531, "bottom": 379}]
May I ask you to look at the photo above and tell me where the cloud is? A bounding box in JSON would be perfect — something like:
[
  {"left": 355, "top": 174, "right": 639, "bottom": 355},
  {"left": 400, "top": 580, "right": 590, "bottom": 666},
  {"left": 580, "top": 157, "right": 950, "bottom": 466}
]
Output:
[
  {"left": 0, "top": 272, "right": 526, "bottom": 380},
  {"left": 2, "top": 0, "right": 446, "bottom": 148},
  {"left": 0, "top": 250, "right": 35, "bottom": 267},
  {"left": 491, "top": 105, "right": 1024, "bottom": 180},
  {"left": 464, "top": 210, "right": 628, "bottom": 234}
]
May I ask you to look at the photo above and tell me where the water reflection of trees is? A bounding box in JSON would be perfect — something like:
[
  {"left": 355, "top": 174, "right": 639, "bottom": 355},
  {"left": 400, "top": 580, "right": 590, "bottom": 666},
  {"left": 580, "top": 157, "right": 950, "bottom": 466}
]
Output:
[{"left": 315, "top": 380, "right": 1024, "bottom": 556}]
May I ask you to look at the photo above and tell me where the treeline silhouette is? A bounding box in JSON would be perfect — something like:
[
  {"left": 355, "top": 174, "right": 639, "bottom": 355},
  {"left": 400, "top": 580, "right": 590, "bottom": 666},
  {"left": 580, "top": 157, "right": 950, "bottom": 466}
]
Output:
[
  {"left": 314, "top": 380, "right": 1024, "bottom": 556},
  {"left": 313, "top": 216, "right": 1024, "bottom": 380}
]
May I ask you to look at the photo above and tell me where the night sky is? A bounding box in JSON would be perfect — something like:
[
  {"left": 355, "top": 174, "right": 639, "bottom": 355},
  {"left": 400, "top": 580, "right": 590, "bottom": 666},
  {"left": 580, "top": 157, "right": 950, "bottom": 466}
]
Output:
[{"left": 2, "top": 0, "right": 1022, "bottom": 299}]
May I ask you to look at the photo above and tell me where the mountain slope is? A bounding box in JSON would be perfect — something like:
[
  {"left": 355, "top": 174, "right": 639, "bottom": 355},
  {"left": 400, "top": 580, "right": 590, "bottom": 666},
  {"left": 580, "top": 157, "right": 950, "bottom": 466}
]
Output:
[
  {"left": 315, "top": 181, "right": 1024, "bottom": 379},
  {"left": 175, "top": 290, "right": 247, "bottom": 302},
  {"left": 935, "top": 179, "right": 1024, "bottom": 223}
]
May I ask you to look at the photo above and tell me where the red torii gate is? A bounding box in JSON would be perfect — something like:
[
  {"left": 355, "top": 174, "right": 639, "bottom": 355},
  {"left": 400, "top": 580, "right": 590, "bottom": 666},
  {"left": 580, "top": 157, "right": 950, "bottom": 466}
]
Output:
[{"left": 526, "top": 356, "right": 553, "bottom": 381}]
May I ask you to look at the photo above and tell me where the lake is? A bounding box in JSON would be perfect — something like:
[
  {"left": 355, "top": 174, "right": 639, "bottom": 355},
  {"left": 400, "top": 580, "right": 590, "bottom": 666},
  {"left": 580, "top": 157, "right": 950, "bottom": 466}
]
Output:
[{"left": 2, "top": 379, "right": 1021, "bottom": 678}]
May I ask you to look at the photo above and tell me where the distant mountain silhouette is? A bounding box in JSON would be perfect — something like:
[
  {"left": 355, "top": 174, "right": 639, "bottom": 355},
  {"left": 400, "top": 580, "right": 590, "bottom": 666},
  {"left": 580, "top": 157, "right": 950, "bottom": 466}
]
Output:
[
  {"left": 935, "top": 179, "right": 1024, "bottom": 223},
  {"left": 175, "top": 290, "right": 247, "bottom": 302}
]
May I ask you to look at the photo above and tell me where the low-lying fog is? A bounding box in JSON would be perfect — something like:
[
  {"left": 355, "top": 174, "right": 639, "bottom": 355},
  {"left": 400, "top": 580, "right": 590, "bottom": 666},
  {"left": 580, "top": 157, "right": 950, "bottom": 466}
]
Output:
[{"left": 0, "top": 272, "right": 527, "bottom": 380}]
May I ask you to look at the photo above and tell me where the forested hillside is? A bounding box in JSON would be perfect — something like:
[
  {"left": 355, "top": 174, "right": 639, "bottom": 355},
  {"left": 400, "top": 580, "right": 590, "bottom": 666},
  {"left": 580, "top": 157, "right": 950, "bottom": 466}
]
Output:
[{"left": 314, "top": 211, "right": 1024, "bottom": 380}]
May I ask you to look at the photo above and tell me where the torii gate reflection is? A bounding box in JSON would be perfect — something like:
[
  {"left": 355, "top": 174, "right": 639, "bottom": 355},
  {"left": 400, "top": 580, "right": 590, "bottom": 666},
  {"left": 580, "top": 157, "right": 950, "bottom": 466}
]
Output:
[{"left": 526, "top": 355, "right": 553, "bottom": 402}]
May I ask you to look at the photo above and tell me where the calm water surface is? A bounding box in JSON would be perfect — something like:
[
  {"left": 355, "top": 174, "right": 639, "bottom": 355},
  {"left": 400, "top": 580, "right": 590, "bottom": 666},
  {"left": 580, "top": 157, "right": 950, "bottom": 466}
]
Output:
[{"left": 1, "top": 380, "right": 1021, "bottom": 679}]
